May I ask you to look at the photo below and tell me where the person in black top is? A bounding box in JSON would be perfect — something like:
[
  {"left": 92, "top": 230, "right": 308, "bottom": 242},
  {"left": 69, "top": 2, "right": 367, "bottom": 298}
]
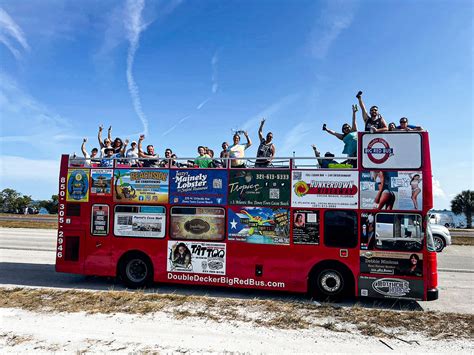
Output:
[
  {"left": 137, "top": 134, "right": 160, "bottom": 167},
  {"left": 255, "top": 118, "right": 275, "bottom": 167},
  {"left": 356, "top": 91, "right": 388, "bottom": 132}
]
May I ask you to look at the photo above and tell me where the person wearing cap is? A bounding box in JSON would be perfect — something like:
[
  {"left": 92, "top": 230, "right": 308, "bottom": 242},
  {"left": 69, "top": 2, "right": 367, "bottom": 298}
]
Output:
[
  {"left": 311, "top": 145, "right": 338, "bottom": 168},
  {"left": 80, "top": 137, "right": 99, "bottom": 167},
  {"left": 101, "top": 139, "right": 128, "bottom": 167},
  {"left": 126, "top": 140, "right": 139, "bottom": 167},
  {"left": 396, "top": 117, "right": 423, "bottom": 131}
]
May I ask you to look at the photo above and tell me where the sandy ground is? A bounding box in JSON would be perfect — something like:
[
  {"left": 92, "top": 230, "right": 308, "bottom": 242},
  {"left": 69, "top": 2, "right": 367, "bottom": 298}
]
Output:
[{"left": 0, "top": 307, "right": 473, "bottom": 354}]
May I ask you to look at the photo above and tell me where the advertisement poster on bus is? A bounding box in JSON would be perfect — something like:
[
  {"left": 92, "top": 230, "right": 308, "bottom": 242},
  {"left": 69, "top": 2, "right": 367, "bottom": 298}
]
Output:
[
  {"left": 228, "top": 207, "right": 289, "bottom": 245},
  {"left": 360, "top": 251, "right": 423, "bottom": 277},
  {"left": 66, "top": 169, "right": 89, "bottom": 202},
  {"left": 170, "top": 206, "right": 226, "bottom": 241},
  {"left": 114, "top": 169, "right": 169, "bottom": 203},
  {"left": 167, "top": 241, "right": 226, "bottom": 275},
  {"left": 90, "top": 169, "right": 113, "bottom": 196},
  {"left": 360, "top": 171, "right": 423, "bottom": 210},
  {"left": 291, "top": 170, "right": 358, "bottom": 209},
  {"left": 228, "top": 170, "right": 290, "bottom": 207},
  {"left": 361, "top": 133, "right": 422, "bottom": 169},
  {"left": 169, "top": 169, "right": 227, "bottom": 205},
  {"left": 358, "top": 275, "right": 424, "bottom": 300},
  {"left": 91, "top": 204, "right": 109, "bottom": 236},
  {"left": 293, "top": 210, "right": 320, "bottom": 245},
  {"left": 360, "top": 212, "right": 376, "bottom": 249},
  {"left": 114, "top": 206, "right": 166, "bottom": 238}
]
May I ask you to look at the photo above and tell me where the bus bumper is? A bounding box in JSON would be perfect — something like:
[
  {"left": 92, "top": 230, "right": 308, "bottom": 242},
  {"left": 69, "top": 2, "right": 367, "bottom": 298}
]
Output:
[{"left": 427, "top": 288, "right": 439, "bottom": 301}]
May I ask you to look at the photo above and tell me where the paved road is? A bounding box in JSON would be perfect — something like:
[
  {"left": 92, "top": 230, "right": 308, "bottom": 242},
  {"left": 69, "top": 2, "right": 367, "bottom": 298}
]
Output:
[{"left": 0, "top": 227, "right": 473, "bottom": 313}]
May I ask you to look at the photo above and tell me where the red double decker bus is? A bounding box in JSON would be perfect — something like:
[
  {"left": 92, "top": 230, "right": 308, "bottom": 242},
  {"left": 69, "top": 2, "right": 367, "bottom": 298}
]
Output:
[{"left": 56, "top": 131, "right": 438, "bottom": 301}]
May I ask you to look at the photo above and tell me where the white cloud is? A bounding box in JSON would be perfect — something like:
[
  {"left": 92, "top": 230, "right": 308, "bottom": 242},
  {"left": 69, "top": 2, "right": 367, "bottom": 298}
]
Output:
[
  {"left": 211, "top": 50, "right": 219, "bottom": 94},
  {"left": 125, "top": 0, "right": 150, "bottom": 136},
  {"left": 281, "top": 122, "right": 312, "bottom": 156},
  {"left": 309, "top": 0, "right": 357, "bottom": 59},
  {"left": 0, "top": 7, "right": 29, "bottom": 59},
  {"left": 432, "top": 178, "right": 446, "bottom": 198},
  {"left": 196, "top": 97, "right": 211, "bottom": 110}
]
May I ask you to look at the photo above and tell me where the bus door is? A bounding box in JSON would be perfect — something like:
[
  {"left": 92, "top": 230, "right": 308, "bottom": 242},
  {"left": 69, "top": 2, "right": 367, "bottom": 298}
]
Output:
[
  {"left": 322, "top": 209, "right": 360, "bottom": 276},
  {"left": 84, "top": 204, "right": 113, "bottom": 275}
]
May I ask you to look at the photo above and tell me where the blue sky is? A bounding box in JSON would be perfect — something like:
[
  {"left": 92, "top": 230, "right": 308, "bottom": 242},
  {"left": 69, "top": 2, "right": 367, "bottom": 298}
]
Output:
[{"left": 0, "top": 0, "right": 472, "bottom": 209}]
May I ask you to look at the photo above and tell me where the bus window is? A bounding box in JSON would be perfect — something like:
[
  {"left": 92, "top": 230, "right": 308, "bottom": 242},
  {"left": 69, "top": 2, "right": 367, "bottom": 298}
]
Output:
[
  {"left": 374, "top": 213, "right": 422, "bottom": 251},
  {"left": 113, "top": 205, "right": 166, "bottom": 238},
  {"left": 170, "top": 206, "right": 225, "bottom": 241},
  {"left": 323, "top": 210, "right": 358, "bottom": 248}
]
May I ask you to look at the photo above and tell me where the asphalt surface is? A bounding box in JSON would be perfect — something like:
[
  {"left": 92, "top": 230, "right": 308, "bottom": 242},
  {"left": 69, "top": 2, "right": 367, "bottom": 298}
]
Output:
[{"left": 0, "top": 227, "right": 473, "bottom": 314}]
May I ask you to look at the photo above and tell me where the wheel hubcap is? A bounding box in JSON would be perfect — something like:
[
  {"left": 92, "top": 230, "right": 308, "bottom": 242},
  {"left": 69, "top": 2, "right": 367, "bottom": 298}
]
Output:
[
  {"left": 320, "top": 271, "right": 342, "bottom": 293},
  {"left": 126, "top": 259, "right": 147, "bottom": 283},
  {"left": 434, "top": 237, "right": 443, "bottom": 251}
]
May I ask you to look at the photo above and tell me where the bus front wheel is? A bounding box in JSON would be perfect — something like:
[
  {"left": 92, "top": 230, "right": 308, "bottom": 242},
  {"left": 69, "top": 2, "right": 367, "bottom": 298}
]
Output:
[{"left": 119, "top": 253, "right": 153, "bottom": 288}]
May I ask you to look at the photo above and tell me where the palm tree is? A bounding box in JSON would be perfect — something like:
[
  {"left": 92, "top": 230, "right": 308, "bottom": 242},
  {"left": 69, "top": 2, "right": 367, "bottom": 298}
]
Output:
[{"left": 451, "top": 190, "right": 473, "bottom": 229}]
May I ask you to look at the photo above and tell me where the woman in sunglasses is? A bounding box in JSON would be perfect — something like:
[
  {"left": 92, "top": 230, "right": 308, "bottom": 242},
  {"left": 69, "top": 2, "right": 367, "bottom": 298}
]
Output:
[
  {"left": 397, "top": 117, "right": 423, "bottom": 131},
  {"left": 322, "top": 104, "right": 359, "bottom": 167}
]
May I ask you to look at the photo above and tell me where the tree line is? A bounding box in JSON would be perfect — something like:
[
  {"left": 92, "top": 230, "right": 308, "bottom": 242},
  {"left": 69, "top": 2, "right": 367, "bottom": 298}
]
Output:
[{"left": 0, "top": 188, "right": 58, "bottom": 214}]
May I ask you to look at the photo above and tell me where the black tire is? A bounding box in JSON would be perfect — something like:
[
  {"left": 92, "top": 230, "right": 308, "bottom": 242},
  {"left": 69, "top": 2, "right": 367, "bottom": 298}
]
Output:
[
  {"left": 312, "top": 268, "right": 350, "bottom": 301},
  {"left": 433, "top": 235, "right": 446, "bottom": 253},
  {"left": 119, "top": 254, "right": 153, "bottom": 288}
]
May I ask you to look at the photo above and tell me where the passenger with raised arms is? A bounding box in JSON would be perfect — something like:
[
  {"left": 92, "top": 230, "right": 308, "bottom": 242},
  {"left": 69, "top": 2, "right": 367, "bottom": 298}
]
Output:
[
  {"left": 356, "top": 91, "right": 388, "bottom": 132},
  {"left": 228, "top": 131, "right": 252, "bottom": 168},
  {"left": 255, "top": 118, "right": 275, "bottom": 168},
  {"left": 81, "top": 137, "right": 99, "bottom": 167},
  {"left": 322, "top": 104, "right": 359, "bottom": 167},
  {"left": 138, "top": 134, "right": 160, "bottom": 168},
  {"left": 97, "top": 125, "right": 113, "bottom": 157}
]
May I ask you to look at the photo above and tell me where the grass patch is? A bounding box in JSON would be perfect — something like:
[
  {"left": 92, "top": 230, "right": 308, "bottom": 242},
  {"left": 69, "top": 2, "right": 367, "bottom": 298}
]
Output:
[
  {"left": 0, "top": 287, "right": 472, "bottom": 340},
  {"left": 452, "top": 236, "right": 474, "bottom": 246},
  {"left": 0, "top": 220, "right": 57, "bottom": 229}
]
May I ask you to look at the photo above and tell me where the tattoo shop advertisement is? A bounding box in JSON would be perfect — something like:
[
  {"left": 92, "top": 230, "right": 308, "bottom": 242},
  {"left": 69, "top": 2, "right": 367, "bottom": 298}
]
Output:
[
  {"left": 66, "top": 168, "right": 89, "bottom": 202},
  {"left": 167, "top": 240, "right": 226, "bottom": 275},
  {"left": 114, "top": 206, "right": 166, "bottom": 238},
  {"left": 292, "top": 210, "right": 320, "bottom": 245},
  {"left": 291, "top": 170, "right": 358, "bottom": 209},
  {"left": 360, "top": 171, "right": 423, "bottom": 210},
  {"left": 228, "top": 170, "right": 290, "bottom": 206},
  {"left": 169, "top": 169, "right": 227, "bottom": 205},
  {"left": 114, "top": 169, "right": 169, "bottom": 203},
  {"left": 170, "top": 206, "right": 226, "bottom": 241},
  {"left": 91, "top": 204, "right": 109, "bottom": 236},
  {"left": 90, "top": 169, "right": 113, "bottom": 196},
  {"left": 360, "top": 251, "right": 423, "bottom": 277},
  {"left": 358, "top": 275, "right": 424, "bottom": 300},
  {"left": 228, "top": 206, "right": 290, "bottom": 245}
]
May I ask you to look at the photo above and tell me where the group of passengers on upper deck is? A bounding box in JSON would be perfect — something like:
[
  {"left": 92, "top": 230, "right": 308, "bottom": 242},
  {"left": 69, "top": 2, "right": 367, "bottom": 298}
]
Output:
[{"left": 77, "top": 90, "right": 423, "bottom": 169}]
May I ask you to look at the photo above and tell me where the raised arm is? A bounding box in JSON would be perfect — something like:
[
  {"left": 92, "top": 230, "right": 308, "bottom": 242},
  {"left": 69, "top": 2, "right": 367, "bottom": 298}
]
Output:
[
  {"left": 108, "top": 125, "right": 112, "bottom": 141},
  {"left": 244, "top": 131, "right": 252, "bottom": 149},
  {"left": 258, "top": 118, "right": 265, "bottom": 141},
  {"left": 137, "top": 135, "right": 147, "bottom": 158},
  {"left": 81, "top": 138, "right": 88, "bottom": 157},
  {"left": 351, "top": 104, "right": 358, "bottom": 132},
  {"left": 120, "top": 139, "right": 129, "bottom": 156},
  {"left": 323, "top": 124, "right": 343, "bottom": 140},
  {"left": 311, "top": 144, "right": 324, "bottom": 167},
  {"left": 97, "top": 125, "right": 104, "bottom": 148},
  {"left": 356, "top": 91, "right": 369, "bottom": 123}
]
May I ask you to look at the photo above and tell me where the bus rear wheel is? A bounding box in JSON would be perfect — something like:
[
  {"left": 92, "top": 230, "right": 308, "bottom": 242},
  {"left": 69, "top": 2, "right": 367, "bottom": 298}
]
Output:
[{"left": 119, "top": 254, "right": 153, "bottom": 288}]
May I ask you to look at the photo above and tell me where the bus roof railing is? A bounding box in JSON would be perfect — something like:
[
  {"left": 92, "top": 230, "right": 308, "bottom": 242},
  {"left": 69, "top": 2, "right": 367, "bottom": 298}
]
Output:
[{"left": 67, "top": 155, "right": 357, "bottom": 169}]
